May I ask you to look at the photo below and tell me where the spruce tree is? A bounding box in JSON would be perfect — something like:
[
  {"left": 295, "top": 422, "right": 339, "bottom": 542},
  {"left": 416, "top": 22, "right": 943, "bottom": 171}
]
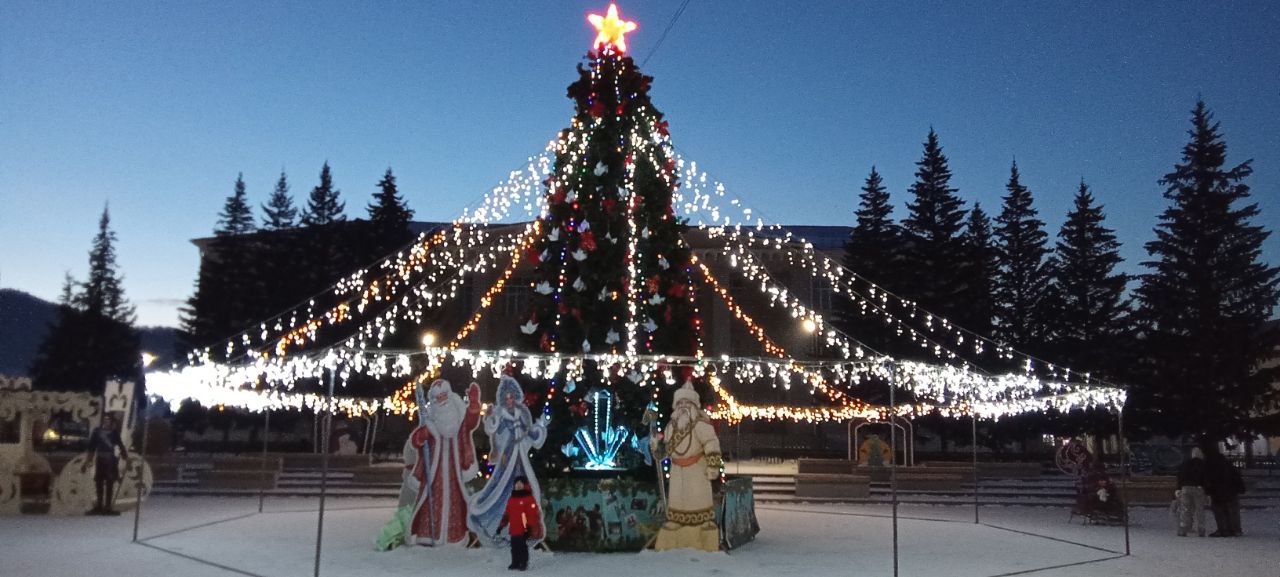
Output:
[
  {"left": 301, "top": 162, "right": 346, "bottom": 226},
  {"left": 520, "top": 41, "right": 703, "bottom": 473},
  {"left": 183, "top": 176, "right": 264, "bottom": 349},
  {"left": 839, "top": 166, "right": 901, "bottom": 350},
  {"left": 366, "top": 167, "right": 415, "bottom": 257},
  {"left": 960, "top": 203, "right": 998, "bottom": 337},
  {"left": 31, "top": 206, "right": 139, "bottom": 393},
  {"left": 1133, "top": 100, "right": 1280, "bottom": 440},
  {"left": 217, "top": 173, "right": 257, "bottom": 236},
  {"left": 901, "top": 129, "right": 968, "bottom": 321},
  {"left": 1045, "top": 180, "right": 1128, "bottom": 371},
  {"left": 79, "top": 206, "right": 137, "bottom": 324},
  {"left": 262, "top": 171, "right": 297, "bottom": 230},
  {"left": 844, "top": 166, "right": 900, "bottom": 286},
  {"left": 993, "top": 162, "right": 1051, "bottom": 349}
]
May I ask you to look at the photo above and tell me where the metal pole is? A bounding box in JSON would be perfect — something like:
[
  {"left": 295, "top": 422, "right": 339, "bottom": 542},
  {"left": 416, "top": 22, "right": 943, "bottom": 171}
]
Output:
[
  {"left": 972, "top": 414, "right": 979, "bottom": 524},
  {"left": 313, "top": 370, "right": 335, "bottom": 577},
  {"left": 258, "top": 408, "right": 270, "bottom": 514},
  {"left": 1119, "top": 405, "right": 1130, "bottom": 556},
  {"left": 889, "top": 383, "right": 898, "bottom": 577},
  {"left": 131, "top": 391, "right": 151, "bottom": 543}
]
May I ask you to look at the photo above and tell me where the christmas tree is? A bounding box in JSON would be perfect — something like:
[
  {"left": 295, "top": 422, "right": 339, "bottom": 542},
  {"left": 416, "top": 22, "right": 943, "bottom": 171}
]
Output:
[{"left": 520, "top": 6, "right": 703, "bottom": 473}]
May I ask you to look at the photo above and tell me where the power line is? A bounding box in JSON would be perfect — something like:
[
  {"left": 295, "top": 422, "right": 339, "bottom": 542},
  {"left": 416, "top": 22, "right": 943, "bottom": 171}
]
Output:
[{"left": 641, "top": 0, "right": 692, "bottom": 68}]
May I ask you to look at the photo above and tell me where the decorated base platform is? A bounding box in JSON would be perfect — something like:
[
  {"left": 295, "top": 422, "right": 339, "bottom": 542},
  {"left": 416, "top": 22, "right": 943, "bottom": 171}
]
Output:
[{"left": 540, "top": 474, "right": 758, "bottom": 552}]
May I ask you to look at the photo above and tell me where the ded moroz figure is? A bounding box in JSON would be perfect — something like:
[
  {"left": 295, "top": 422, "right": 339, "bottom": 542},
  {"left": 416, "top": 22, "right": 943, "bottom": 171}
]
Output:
[{"left": 407, "top": 379, "right": 481, "bottom": 545}]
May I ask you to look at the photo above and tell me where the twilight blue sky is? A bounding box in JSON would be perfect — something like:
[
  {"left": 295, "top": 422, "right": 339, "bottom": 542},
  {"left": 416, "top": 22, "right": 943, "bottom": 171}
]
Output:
[{"left": 2, "top": 1, "right": 1278, "bottom": 328}]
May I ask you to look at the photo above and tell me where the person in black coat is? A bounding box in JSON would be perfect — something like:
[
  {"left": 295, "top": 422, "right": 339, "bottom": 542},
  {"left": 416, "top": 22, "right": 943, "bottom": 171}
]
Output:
[
  {"left": 1201, "top": 442, "right": 1245, "bottom": 537},
  {"left": 1174, "top": 448, "right": 1208, "bottom": 536}
]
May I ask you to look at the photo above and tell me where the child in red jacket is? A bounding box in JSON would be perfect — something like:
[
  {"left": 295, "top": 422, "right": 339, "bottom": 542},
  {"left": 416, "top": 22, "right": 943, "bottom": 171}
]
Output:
[{"left": 497, "top": 476, "right": 542, "bottom": 571}]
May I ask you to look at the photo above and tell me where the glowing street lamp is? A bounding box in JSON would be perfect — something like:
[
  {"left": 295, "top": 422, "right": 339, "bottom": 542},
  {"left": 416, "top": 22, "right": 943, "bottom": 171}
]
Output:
[
  {"left": 421, "top": 332, "right": 437, "bottom": 348},
  {"left": 141, "top": 352, "right": 158, "bottom": 368}
]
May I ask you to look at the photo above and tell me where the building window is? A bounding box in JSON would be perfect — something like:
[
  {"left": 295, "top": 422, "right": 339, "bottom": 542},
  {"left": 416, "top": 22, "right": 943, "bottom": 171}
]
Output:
[
  {"left": 811, "top": 277, "right": 833, "bottom": 313},
  {"left": 504, "top": 282, "right": 532, "bottom": 318}
]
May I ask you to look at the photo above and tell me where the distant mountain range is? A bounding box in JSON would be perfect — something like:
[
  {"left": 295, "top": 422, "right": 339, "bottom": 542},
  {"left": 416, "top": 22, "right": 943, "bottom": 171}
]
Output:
[{"left": 0, "top": 288, "right": 180, "bottom": 376}]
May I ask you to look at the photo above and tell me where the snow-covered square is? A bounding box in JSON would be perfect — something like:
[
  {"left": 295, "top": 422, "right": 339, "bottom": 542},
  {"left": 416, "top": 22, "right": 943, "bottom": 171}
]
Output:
[{"left": 2, "top": 496, "right": 1276, "bottom": 577}]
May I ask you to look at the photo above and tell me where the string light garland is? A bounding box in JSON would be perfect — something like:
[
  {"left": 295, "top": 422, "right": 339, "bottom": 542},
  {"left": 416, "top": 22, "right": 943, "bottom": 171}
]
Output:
[{"left": 146, "top": 9, "right": 1126, "bottom": 428}]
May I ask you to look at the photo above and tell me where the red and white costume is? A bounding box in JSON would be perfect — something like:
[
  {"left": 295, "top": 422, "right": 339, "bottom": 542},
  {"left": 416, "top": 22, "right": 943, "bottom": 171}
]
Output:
[{"left": 408, "top": 380, "right": 481, "bottom": 545}]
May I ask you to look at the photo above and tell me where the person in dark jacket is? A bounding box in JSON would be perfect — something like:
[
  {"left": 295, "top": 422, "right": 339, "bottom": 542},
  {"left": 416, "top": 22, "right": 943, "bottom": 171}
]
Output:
[
  {"left": 497, "top": 476, "right": 542, "bottom": 571},
  {"left": 1201, "top": 442, "right": 1245, "bottom": 537},
  {"left": 80, "top": 412, "right": 129, "bottom": 515},
  {"left": 1175, "top": 448, "right": 1208, "bottom": 536}
]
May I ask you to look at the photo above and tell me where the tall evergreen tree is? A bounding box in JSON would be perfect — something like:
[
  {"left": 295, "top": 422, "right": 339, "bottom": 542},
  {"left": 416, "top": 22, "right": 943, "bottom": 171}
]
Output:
[
  {"left": 79, "top": 206, "right": 137, "bottom": 324},
  {"left": 1133, "top": 100, "right": 1280, "bottom": 440},
  {"left": 301, "top": 162, "right": 345, "bottom": 226},
  {"left": 901, "top": 129, "right": 968, "bottom": 322},
  {"left": 960, "top": 202, "right": 998, "bottom": 337},
  {"left": 262, "top": 171, "right": 297, "bottom": 230},
  {"left": 839, "top": 166, "right": 901, "bottom": 350},
  {"left": 1044, "top": 180, "right": 1128, "bottom": 371},
  {"left": 31, "top": 206, "right": 140, "bottom": 393},
  {"left": 993, "top": 162, "right": 1051, "bottom": 349},
  {"left": 366, "top": 167, "right": 415, "bottom": 257},
  {"left": 844, "top": 166, "right": 900, "bottom": 286},
  {"left": 182, "top": 176, "right": 263, "bottom": 349},
  {"left": 217, "top": 173, "right": 256, "bottom": 236}
]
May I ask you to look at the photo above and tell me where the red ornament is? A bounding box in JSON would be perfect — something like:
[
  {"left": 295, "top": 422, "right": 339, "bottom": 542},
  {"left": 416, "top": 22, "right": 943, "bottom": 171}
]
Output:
[
  {"left": 571, "top": 307, "right": 583, "bottom": 321},
  {"left": 558, "top": 302, "right": 569, "bottom": 315},
  {"left": 681, "top": 366, "right": 695, "bottom": 382},
  {"left": 602, "top": 198, "right": 617, "bottom": 213},
  {"left": 569, "top": 400, "right": 590, "bottom": 417},
  {"left": 526, "top": 245, "right": 542, "bottom": 264},
  {"left": 580, "top": 230, "right": 597, "bottom": 251},
  {"left": 655, "top": 120, "right": 670, "bottom": 136},
  {"left": 589, "top": 100, "right": 606, "bottom": 118},
  {"left": 539, "top": 333, "right": 552, "bottom": 352},
  {"left": 551, "top": 188, "right": 566, "bottom": 205},
  {"left": 667, "top": 283, "right": 687, "bottom": 298},
  {"left": 615, "top": 104, "right": 625, "bottom": 116},
  {"left": 646, "top": 276, "right": 660, "bottom": 293},
  {"left": 523, "top": 392, "right": 540, "bottom": 407}
]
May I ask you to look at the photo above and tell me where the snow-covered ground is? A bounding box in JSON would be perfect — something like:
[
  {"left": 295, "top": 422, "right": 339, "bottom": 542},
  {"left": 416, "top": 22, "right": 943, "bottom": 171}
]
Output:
[{"left": 1, "top": 496, "right": 1275, "bottom": 577}]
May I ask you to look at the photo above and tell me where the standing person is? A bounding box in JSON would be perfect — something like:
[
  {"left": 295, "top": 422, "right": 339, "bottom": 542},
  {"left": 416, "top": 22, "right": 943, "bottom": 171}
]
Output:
[
  {"left": 496, "top": 476, "right": 541, "bottom": 571},
  {"left": 81, "top": 412, "right": 129, "bottom": 515},
  {"left": 1175, "top": 448, "right": 1208, "bottom": 536},
  {"left": 1203, "top": 442, "right": 1245, "bottom": 537},
  {"left": 467, "top": 376, "right": 547, "bottom": 546}
]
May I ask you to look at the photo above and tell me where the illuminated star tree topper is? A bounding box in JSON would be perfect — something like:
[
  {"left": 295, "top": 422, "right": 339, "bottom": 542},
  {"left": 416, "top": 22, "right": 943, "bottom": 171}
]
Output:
[{"left": 587, "top": 3, "right": 638, "bottom": 53}]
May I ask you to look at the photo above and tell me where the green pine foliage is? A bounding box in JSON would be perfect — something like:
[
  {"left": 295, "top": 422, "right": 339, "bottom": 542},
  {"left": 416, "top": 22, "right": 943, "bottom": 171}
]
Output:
[
  {"left": 1133, "top": 100, "right": 1280, "bottom": 440},
  {"left": 262, "top": 171, "right": 297, "bottom": 230},
  {"left": 183, "top": 175, "right": 266, "bottom": 350},
  {"left": 217, "top": 173, "right": 257, "bottom": 236},
  {"left": 366, "top": 167, "right": 415, "bottom": 257},
  {"left": 522, "top": 46, "right": 701, "bottom": 474},
  {"left": 1044, "top": 180, "right": 1128, "bottom": 372},
  {"left": 30, "top": 206, "right": 140, "bottom": 393},
  {"left": 301, "top": 162, "right": 346, "bottom": 226},
  {"left": 900, "top": 129, "right": 969, "bottom": 323},
  {"left": 838, "top": 166, "right": 901, "bottom": 352},
  {"left": 993, "top": 162, "right": 1051, "bottom": 349},
  {"left": 960, "top": 202, "right": 998, "bottom": 337}
]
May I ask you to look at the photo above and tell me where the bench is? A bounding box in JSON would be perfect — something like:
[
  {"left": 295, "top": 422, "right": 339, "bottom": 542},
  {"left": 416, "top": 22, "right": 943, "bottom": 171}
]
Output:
[
  {"left": 918, "top": 461, "right": 1042, "bottom": 480},
  {"left": 276, "top": 453, "right": 370, "bottom": 470},
  {"left": 893, "top": 470, "right": 968, "bottom": 491},
  {"left": 794, "top": 473, "right": 871, "bottom": 499},
  {"left": 196, "top": 469, "right": 279, "bottom": 490},
  {"left": 797, "top": 459, "right": 856, "bottom": 475},
  {"left": 350, "top": 466, "right": 404, "bottom": 484},
  {"left": 1119, "top": 475, "right": 1176, "bottom": 504}
]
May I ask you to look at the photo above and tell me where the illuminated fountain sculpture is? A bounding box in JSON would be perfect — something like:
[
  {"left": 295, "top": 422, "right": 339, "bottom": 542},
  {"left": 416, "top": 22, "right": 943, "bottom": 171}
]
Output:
[{"left": 570, "top": 388, "right": 631, "bottom": 470}]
